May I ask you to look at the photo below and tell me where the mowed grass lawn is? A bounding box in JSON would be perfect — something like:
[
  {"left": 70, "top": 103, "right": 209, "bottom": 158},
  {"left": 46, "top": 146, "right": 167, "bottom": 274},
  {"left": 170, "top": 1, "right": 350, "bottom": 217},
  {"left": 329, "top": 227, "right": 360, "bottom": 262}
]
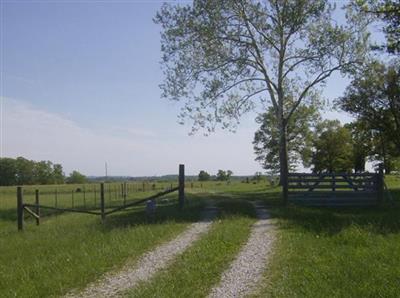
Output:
[
  {"left": 0, "top": 182, "right": 262, "bottom": 297},
  {"left": 255, "top": 175, "right": 400, "bottom": 297},
  {"left": 0, "top": 193, "right": 207, "bottom": 297},
  {"left": 0, "top": 177, "right": 399, "bottom": 297}
]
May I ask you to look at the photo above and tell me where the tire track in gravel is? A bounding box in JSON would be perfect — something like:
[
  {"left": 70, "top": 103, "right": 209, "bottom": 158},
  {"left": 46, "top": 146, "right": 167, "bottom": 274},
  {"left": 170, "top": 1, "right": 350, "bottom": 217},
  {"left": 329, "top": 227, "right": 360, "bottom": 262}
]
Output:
[
  {"left": 66, "top": 206, "right": 218, "bottom": 298},
  {"left": 208, "top": 203, "right": 275, "bottom": 298}
]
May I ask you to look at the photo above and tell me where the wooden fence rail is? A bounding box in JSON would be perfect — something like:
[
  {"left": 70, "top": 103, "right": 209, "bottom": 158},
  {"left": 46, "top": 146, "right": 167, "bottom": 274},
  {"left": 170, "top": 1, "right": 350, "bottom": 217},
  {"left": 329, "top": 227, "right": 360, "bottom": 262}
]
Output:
[
  {"left": 17, "top": 164, "right": 185, "bottom": 231},
  {"left": 287, "top": 169, "right": 384, "bottom": 206}
]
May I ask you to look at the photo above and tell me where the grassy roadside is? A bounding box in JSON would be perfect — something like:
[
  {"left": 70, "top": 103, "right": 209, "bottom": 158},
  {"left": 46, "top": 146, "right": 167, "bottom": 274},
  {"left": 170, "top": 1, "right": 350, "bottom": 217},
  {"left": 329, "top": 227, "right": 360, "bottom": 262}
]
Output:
[
  {"left": 255, "top": 201, "right": 400, "bottom": 296},
  {"left": 1, "top": 177, "right": 399, "bottom": 297},
  {"left": 124, "top": 199, "right": 257, "bottom": 298},
  {"left": 252, "top": 176, "right": 400, "bottom": 297},
  {"left": 0, "top": 195, "right": 206, "bottom": 297}
]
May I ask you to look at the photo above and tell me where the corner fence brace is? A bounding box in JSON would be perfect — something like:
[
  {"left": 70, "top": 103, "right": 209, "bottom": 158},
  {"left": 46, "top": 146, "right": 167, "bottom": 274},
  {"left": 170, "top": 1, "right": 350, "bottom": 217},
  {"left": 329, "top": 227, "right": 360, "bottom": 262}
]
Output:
[{"left": 16, "top": 164, "right": 185, "bottom": 230}]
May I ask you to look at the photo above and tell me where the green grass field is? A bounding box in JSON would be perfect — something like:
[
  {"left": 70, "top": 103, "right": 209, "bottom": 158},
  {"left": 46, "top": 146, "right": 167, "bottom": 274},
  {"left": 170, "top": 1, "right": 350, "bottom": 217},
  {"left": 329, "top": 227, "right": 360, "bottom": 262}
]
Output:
[{"left": 0, "top": 176, "right": 399, "bottom": 297}]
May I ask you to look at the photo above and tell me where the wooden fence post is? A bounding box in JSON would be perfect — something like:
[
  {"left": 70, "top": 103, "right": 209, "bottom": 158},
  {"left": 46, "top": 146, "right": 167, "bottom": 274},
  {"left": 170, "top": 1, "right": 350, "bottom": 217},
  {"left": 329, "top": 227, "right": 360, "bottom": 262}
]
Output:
[
  {"left": 179, "top": 164, "right": 185, "bottom": 209},
  {"left": 94, "top": 185, "right": 97, "bottom": 207},
  {"left": 35, "top": 189, "right": 40, "bottom": 226},
  {"left": 378, "top": 164, "right": 384, "bottom": 203},
  {"left": 100, "top": 183, "right": 105, "bottom": 222},
  {"left": 83, "top": 185, "right": 86, "bottom": 208},
  {"left": 123, "top": 182, "right": 127, "bottom": 205},
  {"left": 17, "top": 186, "right": 24, "bottom": 231}
]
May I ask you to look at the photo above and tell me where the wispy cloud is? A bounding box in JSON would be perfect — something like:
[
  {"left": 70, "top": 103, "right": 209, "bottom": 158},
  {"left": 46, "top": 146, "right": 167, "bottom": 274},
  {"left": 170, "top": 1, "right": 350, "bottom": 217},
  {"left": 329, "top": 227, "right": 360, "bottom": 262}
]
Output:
[
  {"left": 107, "top": 126, "right": 158, "bottom": 138},
  {"left": 2, "top": 97, "right": 262, "bottom": 176}
]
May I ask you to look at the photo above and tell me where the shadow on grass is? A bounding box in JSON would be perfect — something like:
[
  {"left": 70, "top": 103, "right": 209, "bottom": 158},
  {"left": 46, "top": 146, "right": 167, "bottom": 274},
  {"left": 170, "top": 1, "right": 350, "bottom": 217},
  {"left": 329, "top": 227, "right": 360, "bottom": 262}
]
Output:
[
  {"left": 269, "top": 201, "right": 400, "bottom": 236},
  {"left": 0, "top": 208, "right": 17, "bottom": 222},
  {"left": 213, "top": 183, "right": 400, "bottom": 236},
  {"left": 206, "top": 184, "right": 400, "bottom": 236},
  {"left": 103, "top": 200, "right": 204, "bottom": 231},
  {"left": 103, "top": 193, "right": 261, "bottom": 231},
  {"left": 4, "top": 185, "right": 400, "bottom": 237},
  {"left": 200, "top": 184, "right": 282, "bottom": 205}
]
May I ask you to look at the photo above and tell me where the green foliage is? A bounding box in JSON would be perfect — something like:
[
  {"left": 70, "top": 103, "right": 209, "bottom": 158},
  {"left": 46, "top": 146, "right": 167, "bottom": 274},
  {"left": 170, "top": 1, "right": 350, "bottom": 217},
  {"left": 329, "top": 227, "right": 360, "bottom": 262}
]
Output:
[
  {"left": 15, "top": 157, "right": 35, "bottom": 185},
  {"left": 0, "top": 197, "right": 205, "bottom": 297},
  {"left": 338, "top": 60, "right": 400, "bottom": 151},
  {"left": 216, "top": 169, "right": 233, "bottom": 181},
  {"left": 345, "top": 121, "right": 373, "bottom": 172},
  {"left": 252, "top": 172, "right": 263, "bottom": 182},
  {"left": 311, "top": 121, "right": 354, "bottom": 173},
  {"left": 0, "top": 158, "right": 17, "bottom": 186},
  {"left": 356, "top": 0, "right": 400, "bottom": 54},
  {"left": 338, "top": 60, "right": 400, "bottom": 172},
  {"left": 155, "top": 0, "right": 370, "bottom": 188},
  {"left": 379, "top": 0, "right": 400, "bottom": 54},
  {"left": 34, "top": 161, "right": 55, "bottom": 185},
  {"left": 0, "top": 157, "right": 65, "bottom": 186},
  {"left": 155, "top": 0, "right": 369, "bottom": 132},
  {"left": 198, "top": 170, "right": 211, "bottom": 181},
  {"left": 66, "top": 171, "right": 87, "bottom": 184},
  {"left": 253, "top": 101, "right": 321, "bottom": 174},
  {"left": 52, "top": 164, "right": 65, "bottom": 184},
  {"left": 0, "top": 180, "right": 399, "bottom": 296}
]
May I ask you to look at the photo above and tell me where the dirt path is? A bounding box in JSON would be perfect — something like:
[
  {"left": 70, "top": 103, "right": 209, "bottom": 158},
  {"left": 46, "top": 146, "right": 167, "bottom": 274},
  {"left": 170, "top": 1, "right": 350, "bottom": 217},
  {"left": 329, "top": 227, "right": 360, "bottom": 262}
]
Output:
[
  {"left": 66, "top": 207, "right": 217, "bottom": 298},
  {"left": 208, "top": 203, "right": 275, "bottom": 298}
]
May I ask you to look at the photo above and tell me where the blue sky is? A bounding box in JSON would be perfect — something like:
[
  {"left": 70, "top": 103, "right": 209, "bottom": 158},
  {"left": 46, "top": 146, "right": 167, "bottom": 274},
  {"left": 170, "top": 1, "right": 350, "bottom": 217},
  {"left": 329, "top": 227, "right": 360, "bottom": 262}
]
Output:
[{"left": 0, "top": 1, "right": 377, "bottom": 176}]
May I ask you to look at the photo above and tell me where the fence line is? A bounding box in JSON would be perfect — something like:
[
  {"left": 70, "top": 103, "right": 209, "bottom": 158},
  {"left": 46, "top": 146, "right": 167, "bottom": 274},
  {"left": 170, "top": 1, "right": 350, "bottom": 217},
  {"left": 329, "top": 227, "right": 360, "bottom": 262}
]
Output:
[{"left": 17, "top": 165, "right": 185, "bottom": 231}]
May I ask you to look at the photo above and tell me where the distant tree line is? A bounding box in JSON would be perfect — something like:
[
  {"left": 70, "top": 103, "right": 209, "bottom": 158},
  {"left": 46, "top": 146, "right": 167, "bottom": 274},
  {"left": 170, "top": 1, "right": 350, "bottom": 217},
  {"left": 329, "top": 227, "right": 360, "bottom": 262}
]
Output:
[
  {"left": 198, "top": 169, "right": 233, "bottom": 182},
  {"left": 0, "top": 157, "right": 87, "bottom": 186}
]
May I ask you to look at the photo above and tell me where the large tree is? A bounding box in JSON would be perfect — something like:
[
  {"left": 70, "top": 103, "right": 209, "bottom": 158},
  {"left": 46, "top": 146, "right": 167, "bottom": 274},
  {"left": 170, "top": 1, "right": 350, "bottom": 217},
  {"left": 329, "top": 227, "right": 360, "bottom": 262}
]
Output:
[
  {"left": 337, "top": 60, "right": 400, "bottom": 155},
  {"left": 253, "top": 99, "right": 320, "bottom": 175},
  {"left": 66, "top": 171, "right": 87, "bottom": 184},
  {"left": 198, "top": 170, "right": 211, "bottom": 181},
  {"left": 311, "top": 120, "right": 354, "bottom": 173},
  {"left": 0, "top": 158, "right": 17, "bottom": 186},
  {"left": 155, "top": 0, "right": 370, "bottom": 203},
  {"left": 0, "top": 157, "right": 67, "bottom": 186},
  {"left": 344, "top": 121, "right": 373, "bottom": 172}
]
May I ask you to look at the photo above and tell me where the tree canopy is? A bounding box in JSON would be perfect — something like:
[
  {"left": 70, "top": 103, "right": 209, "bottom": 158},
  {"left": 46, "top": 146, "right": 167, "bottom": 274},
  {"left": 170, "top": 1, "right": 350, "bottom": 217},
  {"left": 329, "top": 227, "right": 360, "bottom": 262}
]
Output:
[
  {"left": 66, "top": 171, "right": 87, "bottom": 184},
  {"left": 311, "top": 121, "right": 354, "bottom": 173},
  {"left": 198, "top": 170, "right": 211, "bottom": 181},
  {"left": 155, "top": 0, "right": 370, "bottom": 202},
  {"left": 337, "top": 60, "right": 400, "bottom": 155},
  {"left": 0, "top": 157, "right": 66, "bottom": 186},
  {"left": 356, "top": 0, "right": 400, "bottom": 54},
  {"left": 253, "top": 100, "right": 320, "bottom": 174},
  {"left": 216, "top": 170, "right": 233, "bottom": 181}
]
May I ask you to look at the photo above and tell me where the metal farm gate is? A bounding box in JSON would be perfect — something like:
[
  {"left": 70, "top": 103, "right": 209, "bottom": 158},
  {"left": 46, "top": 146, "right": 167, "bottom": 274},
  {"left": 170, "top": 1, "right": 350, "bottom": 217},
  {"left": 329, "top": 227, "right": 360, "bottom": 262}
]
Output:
[{"left": 288, "top": 171, "right": 384, "bottom": 206}]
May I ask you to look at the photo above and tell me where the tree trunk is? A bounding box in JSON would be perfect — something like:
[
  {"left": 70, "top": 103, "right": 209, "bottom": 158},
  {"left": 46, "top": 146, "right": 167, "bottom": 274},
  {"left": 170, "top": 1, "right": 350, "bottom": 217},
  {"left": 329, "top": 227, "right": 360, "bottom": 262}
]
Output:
[{"left": 279, "top": 122, "right": 289, "bottom": 205}]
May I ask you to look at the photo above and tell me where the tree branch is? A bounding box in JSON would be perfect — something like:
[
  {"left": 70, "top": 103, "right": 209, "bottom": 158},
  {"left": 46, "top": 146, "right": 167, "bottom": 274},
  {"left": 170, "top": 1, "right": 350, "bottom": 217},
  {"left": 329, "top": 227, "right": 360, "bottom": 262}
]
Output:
[{"left": 286, "top": 62, "right": 355, "bottom": 122}]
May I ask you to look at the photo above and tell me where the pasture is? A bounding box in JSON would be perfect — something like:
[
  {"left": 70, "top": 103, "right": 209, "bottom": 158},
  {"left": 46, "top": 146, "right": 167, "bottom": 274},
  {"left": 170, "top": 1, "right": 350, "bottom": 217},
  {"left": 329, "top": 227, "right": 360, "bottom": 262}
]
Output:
[{"left": 0, "top": 176, "right": 399, "bottom": 297}]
